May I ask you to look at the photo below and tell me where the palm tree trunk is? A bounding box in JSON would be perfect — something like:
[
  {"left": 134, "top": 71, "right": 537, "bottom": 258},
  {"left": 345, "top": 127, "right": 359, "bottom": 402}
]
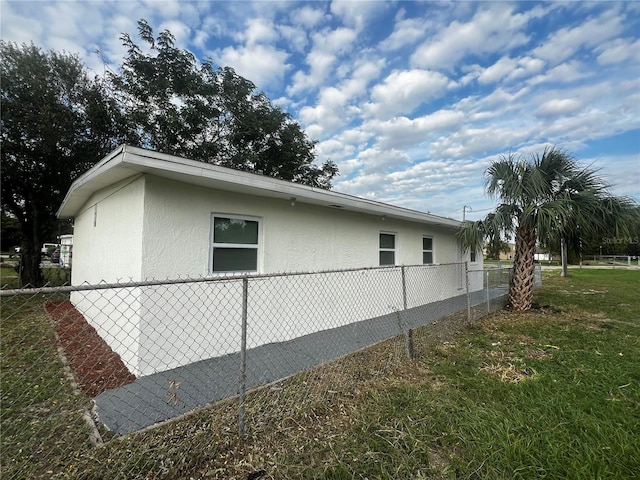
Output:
[{"left": 509, "top": 225, "right": 536, "bottom": 311}]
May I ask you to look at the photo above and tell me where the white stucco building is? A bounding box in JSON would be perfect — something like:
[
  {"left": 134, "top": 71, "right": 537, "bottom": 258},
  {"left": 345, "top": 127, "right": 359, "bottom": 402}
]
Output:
[{"left": 58, "top": 145, "right": 481, "bottom": 376}]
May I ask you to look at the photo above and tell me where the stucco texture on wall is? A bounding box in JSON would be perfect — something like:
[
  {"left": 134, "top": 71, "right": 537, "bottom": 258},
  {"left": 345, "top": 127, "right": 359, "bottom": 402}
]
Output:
[
  {"left": 69, "top": 171, "right": 475, "bottom": 377},
  {"left": 71, "top": 176, "right": 145, "bottom": 285},
  {"left": 139, "top": 175, "right": 463, "bottom": 279}
]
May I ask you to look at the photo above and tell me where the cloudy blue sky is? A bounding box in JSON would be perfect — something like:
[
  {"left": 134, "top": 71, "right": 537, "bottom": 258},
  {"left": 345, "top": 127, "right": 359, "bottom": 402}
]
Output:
[{"left": 2, "top": 0, "right": 639, "bottom": 221}]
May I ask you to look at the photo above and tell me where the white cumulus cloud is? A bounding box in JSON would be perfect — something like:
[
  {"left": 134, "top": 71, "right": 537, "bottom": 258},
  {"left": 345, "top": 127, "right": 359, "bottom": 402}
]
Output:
[{"left": 365, "top": 69, "right": 450, "bottom": 118}]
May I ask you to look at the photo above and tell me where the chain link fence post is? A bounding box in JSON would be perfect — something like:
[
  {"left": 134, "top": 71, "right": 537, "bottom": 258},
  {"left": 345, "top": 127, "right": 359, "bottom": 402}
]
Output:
[
  {"left": 401, "top": 265, "right": 407, "bottom": 311},
  {"left": 400, "top": 266, "right": 413, "bottom": 359},
  {"left": 465, "top": 261, "right": 471, "bottom": 322},
  {"left": 486, "top": 270, "right": 490, "bottom": 313},
  {"left": 238, "top": 276, "right": 249, "bottom": 439}
]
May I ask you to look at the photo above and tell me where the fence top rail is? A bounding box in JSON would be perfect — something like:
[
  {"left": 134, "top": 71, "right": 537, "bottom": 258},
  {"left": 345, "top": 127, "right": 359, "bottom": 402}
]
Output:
[{"left": 0, "top": 262, "right": 467, "bottom": 297}]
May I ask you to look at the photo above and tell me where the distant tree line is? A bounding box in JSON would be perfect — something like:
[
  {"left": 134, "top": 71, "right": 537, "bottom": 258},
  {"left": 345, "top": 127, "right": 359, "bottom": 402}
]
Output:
[{"left": 1, "top": 20, "right": 338, "bottom": 286}]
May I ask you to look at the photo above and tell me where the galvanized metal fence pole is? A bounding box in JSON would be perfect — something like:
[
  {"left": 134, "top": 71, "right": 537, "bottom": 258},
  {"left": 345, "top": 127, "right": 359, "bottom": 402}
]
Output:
[
  {"left": 486, "top": 270, "right": 490, "bottom": 313},
  {"left": 18, "top": 253, "right": 23, "bottom": 288},
  {"left": 400, "top": 266, "right": 413, "bottom": 359},
  {"left": 238, "top": 276, "right": 249, "bottom": 439},
  {"left": 465, "top": 262, "right": 471, "bottom": 321},
  {"left": 401, "top": 265, "right": 407, "bottom": 310}
]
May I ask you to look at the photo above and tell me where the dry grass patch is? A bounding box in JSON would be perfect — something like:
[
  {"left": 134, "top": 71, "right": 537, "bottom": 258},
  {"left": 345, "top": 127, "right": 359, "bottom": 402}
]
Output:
[
  {"left": 525, "top": 347, "right": 553, "bottom": 359},
  {"left": 479, "top": 361, "right": 539, "bottom": 383}
]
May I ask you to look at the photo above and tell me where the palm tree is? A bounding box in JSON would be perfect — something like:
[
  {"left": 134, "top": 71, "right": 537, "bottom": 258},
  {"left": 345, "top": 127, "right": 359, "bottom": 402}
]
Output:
[{"left": 458, "top": 147, "right": 638, "bottom": 311}]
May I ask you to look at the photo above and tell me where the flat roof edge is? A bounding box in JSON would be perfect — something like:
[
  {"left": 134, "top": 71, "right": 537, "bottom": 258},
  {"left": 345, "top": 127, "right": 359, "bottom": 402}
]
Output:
[
  {"left": 56, "top": 146, "right": 127, "bottom": 218},
  {"left": 119, "top": 147, "right": 461, "bottom": 227},
  {"left": 57, "top": 145, "right": 462, "bottom": 228}
]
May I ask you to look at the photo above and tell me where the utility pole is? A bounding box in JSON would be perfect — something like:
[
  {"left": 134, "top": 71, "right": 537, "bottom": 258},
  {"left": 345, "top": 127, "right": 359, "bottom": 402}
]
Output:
[
  {"left": 462, "top": 205, "right": 472, "bottom": 222},
  {"left": 560, "top": 237, "right": 568, "bottom": 277}
]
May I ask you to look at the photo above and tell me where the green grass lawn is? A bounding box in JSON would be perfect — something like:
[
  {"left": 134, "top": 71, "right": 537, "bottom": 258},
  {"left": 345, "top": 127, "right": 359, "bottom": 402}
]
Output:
[
  {"left": 0, "top": 265, "right": 70, "bottom": 289},
  {"left": 1, "top": 293, "right": 91, "bottom": 479},
  {"left": 1, "top": 269, "right": 638, "bottom": 479},
  {"left": 298, "top": 269, "right": 639, "bottom": 479},
  {"left": 0, "top": 266, "right": 20, "bottom": 288}
]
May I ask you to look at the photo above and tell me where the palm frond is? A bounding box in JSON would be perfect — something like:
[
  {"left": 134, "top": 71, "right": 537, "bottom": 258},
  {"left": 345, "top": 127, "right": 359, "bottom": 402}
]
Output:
[
  {"left": 492, "top": 204, "right": 519, "bottom": 233},
  {"left": 457, "top": 220, "right": 485, "bottom": 254},
  {"left": 485, "top": 152, "right": 523, "bottom": 203},
  {"left": 561, "top": 165, "right": 607, "bottom": 197},
  {"left": 457, "top": 209, "right": 516, "bottom": 254},
  {"left": 536, "top": 146, "right": 576, "bottom": 179},
  {"left": 536, "top": 198, "right": 574, "bottom": 239}
]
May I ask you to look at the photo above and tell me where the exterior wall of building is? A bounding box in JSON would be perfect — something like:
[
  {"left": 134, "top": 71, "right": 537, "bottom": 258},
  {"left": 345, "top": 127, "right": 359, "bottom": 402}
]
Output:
[
  {"left": 139, "top": 175, "right": 464, "bottom": 278},
  {"left": 70, "top": 176, "right": 147, "bottom": 373},
  {"left": 498, "top": 243, "right": 517, "bottom": 261},
  {"left": 72, "top": 287, "right": 142, "bottom": 375},
  {"left": 122, "top": 175, "right": 476, "bottom": 375},
  {"left": 70, "top": 173, "right": 481, "bottom": 377},
  {"left": 71, "top": 176, "right": 146, "bottom": 284}
]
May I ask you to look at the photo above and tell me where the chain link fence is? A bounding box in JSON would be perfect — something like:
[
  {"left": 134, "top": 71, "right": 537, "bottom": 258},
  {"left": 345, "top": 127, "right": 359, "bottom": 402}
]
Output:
[
  {"left": 583, "top": 255, "right": 640, "bottom": 267},
  {"left": 1, "top": 262, "right": 540, "bottom": 478}
]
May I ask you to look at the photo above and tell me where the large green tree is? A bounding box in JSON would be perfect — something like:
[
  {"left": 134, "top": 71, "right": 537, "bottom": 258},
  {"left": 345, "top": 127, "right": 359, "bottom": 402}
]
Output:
[
  {"left": 458, "top": 147, "right": 638, "bottom": 311},
  {"left": 2, "top": 22, "right": 337, "bottom": 287},
  {"left": 110, "top": 20, "right": 338, "bottom": 188},
  {"left": 1, "top": 41, "right": 130, "bottom": 286}
]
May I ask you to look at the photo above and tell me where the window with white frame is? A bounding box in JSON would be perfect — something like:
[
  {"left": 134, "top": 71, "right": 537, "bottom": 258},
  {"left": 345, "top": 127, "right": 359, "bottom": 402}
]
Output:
[
  {"left": 470, "top": 250, "right": 477, "bottom": 262},
  {"left": 423, "top": 236, "right": 434, "bottom": 264},
  {"left": 379, "top": 232, "right": 396, "bottom": 265},
  {"left": 211, "top": 215, "right": 260, "bottom": 273}
]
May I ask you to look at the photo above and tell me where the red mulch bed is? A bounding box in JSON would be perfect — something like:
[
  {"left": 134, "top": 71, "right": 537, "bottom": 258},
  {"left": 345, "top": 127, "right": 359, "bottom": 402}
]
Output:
[{"left": 45, "top": 300, "right": 136, "bottom": 397}]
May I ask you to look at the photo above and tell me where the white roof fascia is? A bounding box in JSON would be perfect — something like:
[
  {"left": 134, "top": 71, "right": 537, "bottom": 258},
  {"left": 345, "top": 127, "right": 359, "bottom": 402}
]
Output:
[{"left": 57, "top": 145, "right": 461, "bottom": 230}]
